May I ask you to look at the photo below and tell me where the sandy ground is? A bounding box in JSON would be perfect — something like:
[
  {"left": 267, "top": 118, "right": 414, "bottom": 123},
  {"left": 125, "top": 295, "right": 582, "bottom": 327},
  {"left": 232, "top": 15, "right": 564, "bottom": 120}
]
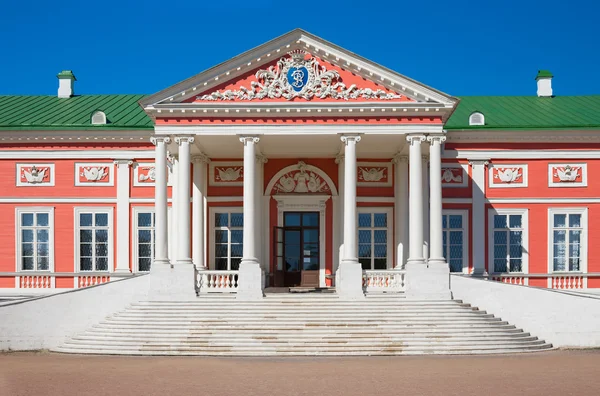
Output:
[{"left": 1, "top": 350, "right": 599, "bottom": 396}]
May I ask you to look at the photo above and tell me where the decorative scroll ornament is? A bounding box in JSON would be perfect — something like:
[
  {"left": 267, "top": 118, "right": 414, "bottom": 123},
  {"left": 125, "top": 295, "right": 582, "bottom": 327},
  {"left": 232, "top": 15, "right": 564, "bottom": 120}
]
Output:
[
  {"left": 495, "top": 167, "right": 522, "bottom": 183},
  {"left": 198, "top": 50, "right": 402, "bottom": 101},
  {"left": 442, "top": 168, "right": 462, "bottom": 183},
  {"left": 274, "top": 161, "right": 330, "bottom": 194},
  {"left": 358, "top": 167, "right": 385, "bottom": 182},
  {"left": 139, "top": 167, "right": 156, "bottom": 182},
  {"left": 553, "top": 165, "right": 580, "bottom": 182},
  {"left": 81, "top": 166, "right": 108, "bottom": 182},
  {"left": 216, "top": 167, "right": 243, "bottom": 182},
  {"left": 22, "top": 166, "right": 47, "bottom": 183}
]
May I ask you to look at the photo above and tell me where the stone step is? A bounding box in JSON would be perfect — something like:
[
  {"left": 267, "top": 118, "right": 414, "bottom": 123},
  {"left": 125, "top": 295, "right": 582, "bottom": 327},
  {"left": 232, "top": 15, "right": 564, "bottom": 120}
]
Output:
[
  {"left": 124, "top": 306, "right": 481, "bottom": 313},
  {"left": 102, "top": 317, "right": 502, "bottom": 325},
  {"left": 111, "top": 312, "right": 493, "bottom": 319}
]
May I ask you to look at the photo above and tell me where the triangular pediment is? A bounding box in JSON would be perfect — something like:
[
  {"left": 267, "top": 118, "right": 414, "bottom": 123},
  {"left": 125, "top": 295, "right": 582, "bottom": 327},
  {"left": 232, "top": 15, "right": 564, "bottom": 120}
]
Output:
[{"left": 141, "top": 29, "right": 457, "bottom": 116}]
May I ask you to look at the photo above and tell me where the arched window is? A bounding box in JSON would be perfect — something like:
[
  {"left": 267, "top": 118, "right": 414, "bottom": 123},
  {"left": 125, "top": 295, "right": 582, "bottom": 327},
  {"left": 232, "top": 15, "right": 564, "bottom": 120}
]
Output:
[
  {"left": 469, "top": 111, "right": 485, "bottom": 126},
  {"left": 91, "top": 110, "right": 107, "bottom": 125}
]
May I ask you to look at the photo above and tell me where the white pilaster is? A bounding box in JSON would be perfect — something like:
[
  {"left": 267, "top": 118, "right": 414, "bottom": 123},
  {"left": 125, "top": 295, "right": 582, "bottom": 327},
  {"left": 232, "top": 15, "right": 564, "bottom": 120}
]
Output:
[
  {"left": 150, "top": 136, "right": 170, "bottom": 268},
  {"left": 427, "top": 135, "right": 446, "bottom": 265},
  {"left": 237, "top": 136, "right": 263, "bottom": 300},
  {"left": 175, "top": 136, "right": 193, "bottom": 265},
  {"left": 335, "top": 154, "right": 345, "bottom": 273},
  {"left": 114, "top": 159, "right": 132, "bottom": 273},
  {"left": 336, "top": 135, "right": 364, "bottom": 300},
  {"left": 470, "top": 159, "right": 489, "bottom": 276},
  {"left": 422, "top": 155, "right": 430, "bottom": 263},
  {"left": 255, "top": 154, "right": 267, "bottom": 272},
  {"left": 393, "top": 155, "right": 409, "bottom": 269},
  {"left": 406, "top": 135, "right": 426, "bottom": 266},
  {"left": 192, "top": 154, "right": 210, "bottom": 270}
]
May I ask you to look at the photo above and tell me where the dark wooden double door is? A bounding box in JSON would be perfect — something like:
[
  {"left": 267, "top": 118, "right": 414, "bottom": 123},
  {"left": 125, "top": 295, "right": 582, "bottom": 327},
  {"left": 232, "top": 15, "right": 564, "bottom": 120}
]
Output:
[{"left": 274, "top": 212, "right": 320, "bottom": 287}]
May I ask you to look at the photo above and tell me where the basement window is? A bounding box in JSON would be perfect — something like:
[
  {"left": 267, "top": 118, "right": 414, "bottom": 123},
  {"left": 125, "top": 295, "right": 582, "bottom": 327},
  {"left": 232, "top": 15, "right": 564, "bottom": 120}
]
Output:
[
  {"left": 91, "top": 111, "right": 107, "bottom": 125},
  {"left": 469, "top": 111, "right": 485, "bottom": 126}
]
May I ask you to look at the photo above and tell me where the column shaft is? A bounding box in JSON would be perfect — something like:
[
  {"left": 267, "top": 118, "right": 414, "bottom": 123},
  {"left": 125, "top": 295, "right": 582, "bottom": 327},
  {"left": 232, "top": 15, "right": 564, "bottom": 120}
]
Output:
[
  {"left": 335, "top": 154, "right": 345, "bottom": 270},
  {"left": 192, "top": 155, "right": 209, "bottom": 269},
  {"left": 240, "top": 137, "right": 259, "bottom": 264},
  {"left": 342, "top": 137, "right": 360, "bottom": 263},
  {"left": 393, "top": 155, "right": 409, "bottom": 269},
  {"left": 422, "top": 155, "right": 430, "bottom": 262},
  {"left": 428, "top": 135, "right": 446, "bottom": 264},
  {"left": 406, "top": 135, "right": 426, "bottom": 265},
  {"left": 151, "top": 137, "right": 170, "bottom": 267},
  {"left": 175, "top": 137, "right": 193, "bottom": 265}
]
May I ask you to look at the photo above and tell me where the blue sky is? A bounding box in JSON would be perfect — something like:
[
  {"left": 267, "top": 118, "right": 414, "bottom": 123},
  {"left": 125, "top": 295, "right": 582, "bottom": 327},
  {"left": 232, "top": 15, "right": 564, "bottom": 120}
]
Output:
[{"left": 1, "top": 0, "right": 599, "bottom": 96}]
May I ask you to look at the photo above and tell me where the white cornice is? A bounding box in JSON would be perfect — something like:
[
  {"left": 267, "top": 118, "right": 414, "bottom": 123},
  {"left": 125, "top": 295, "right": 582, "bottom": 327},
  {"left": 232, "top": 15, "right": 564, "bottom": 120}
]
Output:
[
  {"left": 0, "top": 150, "right": 153, "bottom": 160},
  {"left": 446, "top": 129, "right": 600, "bottom": 143},
  {"left": 445, "top": 149, "right": 600, "bottom": 160},
  {"left": 0, "top": 129, "right": 152, "bottom": 142}
]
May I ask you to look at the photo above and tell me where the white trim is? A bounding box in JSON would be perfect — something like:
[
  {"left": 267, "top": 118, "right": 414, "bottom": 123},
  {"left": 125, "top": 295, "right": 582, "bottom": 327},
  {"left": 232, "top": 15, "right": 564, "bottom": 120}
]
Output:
[
  {"left": 74, "top": 207, "right": 114, "bottom": 273},
  {"left": 15, "top": 207, "right": 55, "bottom": 273},
  {"left": 266, "top": 163, "right": 338, "bottom": 196},
  {"left": 547, "top": 207, "right": 588, "bottom": 275},
  {"left": 445, "top": 149, "right": 600, "bottom": 159},
  {"left": 357, "top": 207, "right": 394, "bottom": 270},
  {"left": 115, "top": 161, "right": 131, "bottom": 273},
  {"left": 446, "top": 130, "right": 600, "bottom": 144},
  {"left": 488, "top": 208, "right": 529, "bottom": 276},
  {"left": 133, "top": 162, "right": 156, "bottom": 186},
  {"left": 357, "top": 162, "right": 392, "bottom": 187},
  {"left": 208, "top": 207, "right": 244, "bottom": 271},
  {"left": 274, "top": 195, "right": 330, "bottom": 288},
  {"left": 488, "top": 164, "right": 528, "bottom": 188},
  {"left": 0, "top": 150, "right": 151, "bottom": 159},
  {"left": 441, "top": 163, "right": 469, "bottom": 188},
  {"left": 74, "top": 162, "right": 115, "bottom": 186},
  {"left": 442, "top": 209, "right": 469, "bottom": 274},
  {"left": 16, "top": 163, "right": 55, "bottom": 187},
  {"left": 488, "top": 198, "right": 600, "bottom": 204},
  {"left": 209, "top": 161, "right": 244, "bottom": 186},
  {"left": 132, "top": 207, "right": 155, "bottom": 274},
  {"left": 548, "top": 163, "right": 588, "bottom": 187}
]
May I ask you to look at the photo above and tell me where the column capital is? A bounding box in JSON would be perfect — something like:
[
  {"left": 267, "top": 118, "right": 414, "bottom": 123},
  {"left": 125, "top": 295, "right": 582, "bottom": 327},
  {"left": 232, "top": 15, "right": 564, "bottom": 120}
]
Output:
[
  {"left": 255, "top": 154, "right": 268, "bottom": 164},
  {"left": 426, "top": 134, "right": 447, "bottom": 144},
  {"left": 340, "top": 135, "right": 361, "bottom": 144},
  {"left": 406, "top": 134, "right": 426, "bottom": 144},
  {"left": 113, "top": 159, "right": 133, "bottom": 166},
  {"left": 468, "top": 159, "right": 490, "bottom": 166},
  {"left": 150, "top": 136, "right": 171, "bottom": 145},
  {"left": 174, "top": 136, "right": 195, "bottom": 145},
  {"left": 240, "top": 136, "right": 260, "bottom": 145},
  {"left": 392, "top": 154, "right": 408, "bottom": 164},
  {"left": 335, "top": 154, "right": 344, "bottom": 164},
  {"left": 192, "top": 153, "right": 211, "bottom": 164}
]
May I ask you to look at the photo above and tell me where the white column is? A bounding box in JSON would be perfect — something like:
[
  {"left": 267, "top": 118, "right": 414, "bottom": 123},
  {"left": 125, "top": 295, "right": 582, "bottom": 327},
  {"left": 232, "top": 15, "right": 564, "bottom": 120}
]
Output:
[
  {"left": 114, "top": 159, "right": 132, "bottom": 273},
  {"left": 470, "top": 159, "right": 489, "bottom": 276},
  {"left": 169, "top": 155, "right": 179, "bottom": 262},
  {"left": 192, "top": 154, "right": 209, "bottom": 270},
  {"left": 335, "top": 154, "right": 345, "bottom": 272},
  {"left": 255, "top": 154, "right": 267, "bottom": 271},
  {"left": 427, "top": 135, "right": 447, "bottom": 265},
  {"left": 150, "top": 137, "right": 170, "bottom": 268},
  {"left": 422, "top": 155, "right": 430, "bottom": 262},
  {"left": 237, "top": 137, "right": 263, "bottom": 300},
  {"left": 406, "top": 135, "right": 426, "bottom": 266},
  {"left": 393, "top": 155, "right": 409, "bottom": 269},
  {"left": 174, "top": 137, "right": 194, "bottom": 265},
  {"left": 336, "top": 136, "right": 364, "bottom": 300}
]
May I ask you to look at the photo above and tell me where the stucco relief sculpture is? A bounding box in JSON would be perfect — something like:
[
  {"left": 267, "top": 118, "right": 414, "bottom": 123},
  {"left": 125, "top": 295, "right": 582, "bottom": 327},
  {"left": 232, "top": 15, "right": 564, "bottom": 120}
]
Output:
[
  {"left": 216, "top": 167, "right": 243, "bottom": 182},
  {"left": 553, "top": 165, "right": 580, "bottom": 182},
  {"left": 81, "top": 166, "right": 108, "bottom": 182},
  {"left": 495, "top": 167, "right": 522, "bottom": 183},
  {"left": 358, "top": 167, "right": 386, "bottom": 182},
  {"left": 198, "top": 50, "right": 402, "bottom": 101},
  {"left": 273, "top": 161, "right": 330, "bottom": 194},
  {"left": 22, "top": 166, "right": 47, "bottom": 183},
  {"left": 139, "top": 167, "right": 156, "bottom": 182},
  {"left": 441, "top": 168, "right": 463, "bottom": 183}
]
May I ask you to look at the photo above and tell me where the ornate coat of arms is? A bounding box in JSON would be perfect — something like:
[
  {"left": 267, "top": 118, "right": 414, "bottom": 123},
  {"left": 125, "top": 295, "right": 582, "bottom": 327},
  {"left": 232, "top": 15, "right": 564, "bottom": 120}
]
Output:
[{"left": 198, "top": 50, "right": 402, "bottom": 101}]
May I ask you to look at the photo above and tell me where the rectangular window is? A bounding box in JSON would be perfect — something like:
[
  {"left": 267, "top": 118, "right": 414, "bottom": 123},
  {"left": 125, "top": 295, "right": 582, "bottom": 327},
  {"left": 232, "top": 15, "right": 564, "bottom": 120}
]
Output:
[
  {"left": 550, "top": 209, "right": 587, "bottom": 272},
  {"left": 358, "top": 209, "right": 392, "bottom": 270},
  {"left": 76, "top": 208, "right": 113, "bottom": 272},
  {"left": 489, "top": 209, "right": 528, "bottom": 274},
  {"left": 16, "top": 208, "right": 54, "bottom": 271},
  {"left": 212, "top": 209, "right": 243, "bottom": 271},
  {"left": 134, "top": 209, "right": 155, "bottom": 272},
  {"left": 442, "top": 210, "right": 468, "bottom": 273}
]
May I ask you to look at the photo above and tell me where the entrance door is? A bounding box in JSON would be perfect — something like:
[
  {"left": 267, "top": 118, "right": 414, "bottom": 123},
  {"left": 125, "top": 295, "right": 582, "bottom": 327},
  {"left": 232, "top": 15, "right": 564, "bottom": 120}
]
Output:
[{"left": 274, "top": 212, "right": 320, "bottom": 287}]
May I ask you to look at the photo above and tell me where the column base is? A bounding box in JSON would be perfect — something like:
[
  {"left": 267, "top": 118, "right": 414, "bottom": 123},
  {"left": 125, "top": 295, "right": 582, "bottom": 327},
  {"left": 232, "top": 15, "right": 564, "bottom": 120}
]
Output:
[
  {"left": 471, "top": 268, "right": 488, "bottom": 277},
  {"left": 236, "top": 260, "right": 264, "bottom": 301},
  {"left": 148, "top": 263, "right": 197, "bottom": 301},
  {"left": 405, "top": 261, "right": 452, "bottom": 300},
  {"left": 336, "top": 259, "right": 365, "bottom": 300},
  {"left": 113, "top": 268, "right": 131, "bottom": 274}
]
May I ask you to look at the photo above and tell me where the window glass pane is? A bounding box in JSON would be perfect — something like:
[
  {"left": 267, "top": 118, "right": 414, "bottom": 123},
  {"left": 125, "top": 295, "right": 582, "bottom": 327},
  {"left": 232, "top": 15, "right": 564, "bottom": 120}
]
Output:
[
  {"left": 449, "top": 215, "right": 462, "bottom": 229},
  {"left": 373, "top": 230, "right": 387, "bottom": 244},
  {"left": 373, "top": 213, "right": 387, "bottom": 228},
  {"left": 449, "top": 244, "right": 462, "bottom": 259},
  {"left": 509, "top": 231, "right": 522, "bottom": 246},
  {"left": 80, "top": 213, "right": 93, "bottom": 227},
  {"left": 569, "top": 230, "right": 581, "bottom": 244},
  {"left": 569, "top": 244, "right": 580, "bottom": 258},
  {"left": 138, "top": 244, "right": 151, "bottom": 258},
  {"left": 96, "top": 257, "right": 108, "bottom": 271},
  {"left": 359, "top": 258, "right": 371, "bottom": 270},
  {"left": 358, "top": 244, "right": 371, "bottom": 258},
  {"left": 284, "top": 213, "right": 301, "bottom": 227},
  {"left": 442, "top": 215, "right": 447, "bottom": 229},
  {"left": 215, "top": 244, "right": 228, "bottom": 257},
  {"left": 374, "top": 244, "right": 386, "bottom": 258},
  {"left": 80, "top": 257, "right": 93, "bottom": 271},
  {"left": 303, "top": 229, "right": 318, "bottom": 243},
  {"left": 494, "top": 244, "right": 507, "bottom": 260},
  {"left": 285, "top": 257, "right": 299, "bottom": 271},
  {"left": 302, "top": 213, "right": 319, "bottom": 227},
  {"left": 509, "top": 215, "right": 522, "bottom": 228},
  {"left": 449, "top": 259, "right": 462, "bottom": 273},
  {"left": 230, "top": 213, "right": 244, "bottom": 227},
  {"left": 22, "top": 257, "right": 34, "bottom": 270},
  {"left": 553, "top": 243, "right": 566, "bottom": 259},
  {"left": 95, "top": 213, "right": 108, "bottom": 227},
  {"left": 22, "top": 229, "right": 34, "bottom": 242},
  {"left": 80, "top": 244, "right": 92, "bottom": 257},
  {"left": 449, "top": 231, "right": 462, "bottom": 245},
  {"left": 358, "top": 213, "right": 371, "bottom": 228},
  {"left": 22, "top": 243, "right": 34, "bottom": 256},
  {"left": 215, "top": 230, "right": 228, "bottom": 243},
  {"left": 139, "top": 258, "right": 152, "bottom": 272},
  {"left": 569, "top": 258, "right": 580, "bottom": 272},
  {"left": 95, "top": 229, "right": 108, "bottom": 243},
  {"left": 553, "top": 257, "right": 566, "bottom": 272},
  {"left": 554, "top": 214, "right": 566, "bottom": 228},
  {"left": 80, "top": 230, "right": 92, "bottom": 243},
  {"left": 215, "top": 258, "right": 228, "bottom": 271},
  {"left": 139, "top": 230, "right": 152, "bottom": 243},
  {"left": 215, "top": 213, "right": 229, "bottom": 227},
  {"left": 36, "top": 213, "right": 49, "bottom": 227},
  {"left": 494, "top": 258, "right": 507, "bottom": 273},
  {"left": 553, "top": 230, "right": 565, "bottom": 243},
  {"left": 509, "top": 259, "right": 522, "bottom": 272},
  {"left": 374, "top": 259, "right": 387, "bottom": 270},
  {"left": 22, "top": 213, "right": 34, "bottom": 227},
  {"left": 37, "top": 243, "right": 49, "bottom": 257},
  {"left": 358, "top": 230, "right": 371, "bottom": 244},
  {"left": 95, "top": 243, "right": 108, "bottom": 257},
  {"left": 37, "top": 229, "right": 48, "bottom": 243},
  {"left": 494, "top": 215, "right": 506, "bottom": 229},
  {"left": 138, "top": 213, "right": 152, "bottom": 227},
  {"left": 230, "top": 258, "right": 241, "bottom": 271},
  {"left": 230, "top": 230, "right": 243, "bottom": 244},
  {"left": 230, "top": 244, "right": 243, "bottom": 257},
  {"left": 37, "top": 256, "right": 49, "bottom": 271},
  {"left": 509, "top": 244, "right": 522, "bottom": 259},
  {"left": 569, "top": 214, "right": 581, "bottom": 228}
]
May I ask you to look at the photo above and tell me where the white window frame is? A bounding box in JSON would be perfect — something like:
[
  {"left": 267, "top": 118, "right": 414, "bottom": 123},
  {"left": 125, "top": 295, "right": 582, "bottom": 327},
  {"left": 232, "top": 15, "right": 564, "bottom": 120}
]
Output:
[
  {"left": 74, "top": 207, "right": 114, "bottom": 273},
  {"left": 15, "top": 207, "right": 55, "bottom": 272},
  {"left": 488, "top": 208, "right": 529, "bottom": 274},
  {"left": 442, "top": 209, "right": 469, "bottom": 274},
  {"left": 547, "top": 207, "right": 588, "bottom": 274},
  {"left": 357, "top": 207, "right": 394, "bottom": 270},
  {"left": 132, "top": 207, "right": 155, "bottom": 273},
  {"left": 209, "top": 206, "right": 243, "bottom": 271},
  {"left": 469, "top": 111, "right": 485, "bottom": 126}
]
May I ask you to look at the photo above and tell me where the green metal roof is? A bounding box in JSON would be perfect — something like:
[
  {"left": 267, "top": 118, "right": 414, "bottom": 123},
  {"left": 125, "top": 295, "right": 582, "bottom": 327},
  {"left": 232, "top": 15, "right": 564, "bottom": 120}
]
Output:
[
  {"left": 446, "top": 96, "right": 600, "bottom": 130},
  {"left": 0, "top": 94, "right": 153, "bottom": 130}
]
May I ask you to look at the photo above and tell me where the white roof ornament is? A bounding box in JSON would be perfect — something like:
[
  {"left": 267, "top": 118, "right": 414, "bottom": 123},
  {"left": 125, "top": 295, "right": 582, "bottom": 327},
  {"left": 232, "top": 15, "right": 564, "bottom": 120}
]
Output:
[{"left": 469, "top": 111, "right": 485, "bottom": 126}]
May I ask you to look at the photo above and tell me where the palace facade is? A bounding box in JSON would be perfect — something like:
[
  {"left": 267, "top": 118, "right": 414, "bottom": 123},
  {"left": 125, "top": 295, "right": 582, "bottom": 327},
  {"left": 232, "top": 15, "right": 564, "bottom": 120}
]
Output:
[{"left": 1, "top": 29, "right": 600, "bottom": 299}]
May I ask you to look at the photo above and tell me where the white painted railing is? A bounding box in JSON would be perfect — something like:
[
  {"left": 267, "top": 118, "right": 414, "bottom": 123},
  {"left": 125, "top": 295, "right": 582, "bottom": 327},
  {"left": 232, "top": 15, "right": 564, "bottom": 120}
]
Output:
[
  {"left": 0, "top": 272, "right": 135, "bottom": 291},
  {"left": 18, "top": 275, "right": 55, "bottom": 289},
  {"left": 489, "top": 275, "right": 529, "bottom": 286},
  {"left": 362, "top": 270, "right": 405, "bottom": 293},
  {"left": 196, "top": 270, "right": 239, "bottom": 294},
  {"left": 488, "top": 273, "right": 599, "bottom": 290}
]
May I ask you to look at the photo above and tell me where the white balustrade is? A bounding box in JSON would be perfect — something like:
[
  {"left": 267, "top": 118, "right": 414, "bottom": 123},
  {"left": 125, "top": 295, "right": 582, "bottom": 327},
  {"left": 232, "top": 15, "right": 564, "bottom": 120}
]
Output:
[
  {"left": 196, "top": 270, "right": 239, "bottom": 293},
  {"left": 362, "top": 270, "right": 405, "bottom": 293},
  {"left": 490, "top": 275, "right": 528, "bottom": 286},
  {"left": 18, "top": 275, "right": 53, "bottom": 289},
  {"left": 77, "top": 275, "right": 110, "bottom": 288},
  {"left": 551, "top": 275, "right": 585, "bottom": 290}
]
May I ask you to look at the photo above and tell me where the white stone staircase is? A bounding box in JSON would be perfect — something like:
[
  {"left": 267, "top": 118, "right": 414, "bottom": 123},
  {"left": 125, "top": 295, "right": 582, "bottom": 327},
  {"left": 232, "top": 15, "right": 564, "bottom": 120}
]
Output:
[{"left": 53, "top": 294, "right": 553, "bottom": 356}]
